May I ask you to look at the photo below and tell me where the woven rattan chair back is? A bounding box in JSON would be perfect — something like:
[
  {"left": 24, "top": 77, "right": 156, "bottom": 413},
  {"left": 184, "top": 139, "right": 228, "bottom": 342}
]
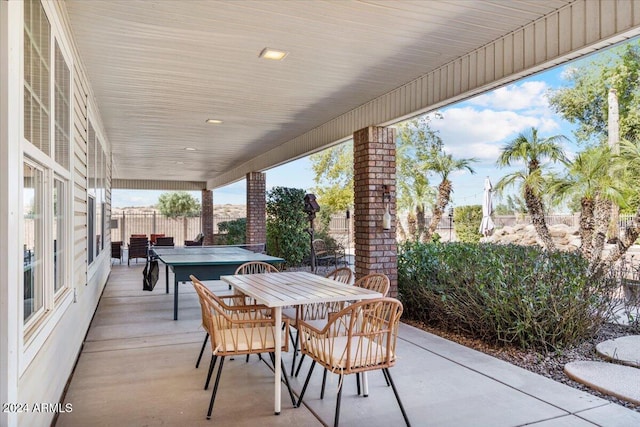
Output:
[
  {"left": 354, "top": 273, "right": 390, "bottom": 296},
  {"left": 234, "top": 261, "right": 279, "bottom": 275},
  {"left": 325, "top": 267, "right": 353, "bottom": 284}
]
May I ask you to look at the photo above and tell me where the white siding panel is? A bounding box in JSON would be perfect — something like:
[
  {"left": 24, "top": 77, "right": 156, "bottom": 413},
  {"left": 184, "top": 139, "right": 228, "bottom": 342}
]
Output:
[
  {"left": 572, "top": 1, "right": 587, "bottom": 49},
  {"left": 585, "top": 0, "right": 601, "bottom": 44},
  {"left": 559, "top": 7, "right": 573, "bottom": 55}
]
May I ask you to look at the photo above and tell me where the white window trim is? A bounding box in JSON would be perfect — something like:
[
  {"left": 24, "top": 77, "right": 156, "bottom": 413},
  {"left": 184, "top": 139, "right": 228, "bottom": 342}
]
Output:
[{"left": 19, "top": 0, "right": 75, "bottom": 375}]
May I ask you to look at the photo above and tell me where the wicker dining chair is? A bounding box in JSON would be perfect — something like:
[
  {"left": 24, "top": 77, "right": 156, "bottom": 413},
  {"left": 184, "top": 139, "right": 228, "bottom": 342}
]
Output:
[
  {"left": 296, "top": 298, "right": 410, "bottom": 427},
  {"left": 289, "top": 267, "right": 354, "bottom": 375},
  {"left": 190, "top": 276, "right": 295, "bottom": 420},
  {"left": 191, "top": 277, "right": 256, "bottom": 373}
]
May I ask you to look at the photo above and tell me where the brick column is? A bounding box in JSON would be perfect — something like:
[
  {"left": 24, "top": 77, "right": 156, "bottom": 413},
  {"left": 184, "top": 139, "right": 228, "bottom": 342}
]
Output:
[
  {"left": 246, "top": 172, "right": 266, "bottom": 246},
  {"left": 201, "top": 189, "right": 214, "bottom": 245},
  {"left": 353, "top": 126, "right": 397, "bottom": 296}
]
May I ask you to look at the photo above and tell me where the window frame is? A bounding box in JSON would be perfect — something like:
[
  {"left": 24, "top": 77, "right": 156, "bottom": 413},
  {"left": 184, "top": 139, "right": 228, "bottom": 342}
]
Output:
[{"left": 20, "top": 0, "right": 74, "bottom": 361}]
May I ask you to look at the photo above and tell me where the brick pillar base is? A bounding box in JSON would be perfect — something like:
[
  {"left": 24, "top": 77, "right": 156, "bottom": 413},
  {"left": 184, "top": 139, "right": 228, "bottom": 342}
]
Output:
[
  {"left": 353, "top": 126, "right": 397, "bottom": 296},
  {"left": 201, "top": 189, "right": 214, "bottom": 245},
  {"left": 246, "top": 172, "right": 266, "bottom": 246}
]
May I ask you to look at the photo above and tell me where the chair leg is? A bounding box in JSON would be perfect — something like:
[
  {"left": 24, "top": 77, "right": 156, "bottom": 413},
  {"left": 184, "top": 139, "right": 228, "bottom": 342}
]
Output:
[
  {"left": 334, "top": 374, "right": 343, "bottom": 427},
  {"left": 384, "top": 368, "right": 411, "bottom": 427},
  {"left": 296, "top": 360, "right": 316, "bottom": 407},
  {"left": 204, "top": 354, "right": 217, "bottom": 390},
  {"left": 207, "top": 356, "right": 225, "bottom": 420},
  {"left": 356, "top": 372, "right": 361, "bottom": 396},
  {"left": 290, "top": 330, "right": 299, "bottom": 376},
  {"left": 245, "top": 354, "right": 250, "bottom": 363},
  {"left": 294, "top": 354, "right": 306, "bottom": 377},
  {"left": 196, "top": 333, "right": 209, "bottom": 368},
  {"left": 320, "top": 368, "right": 327, "bottom": 399},
  {"left": 382, "top": 367, "right": 391, "bottom": 386}
]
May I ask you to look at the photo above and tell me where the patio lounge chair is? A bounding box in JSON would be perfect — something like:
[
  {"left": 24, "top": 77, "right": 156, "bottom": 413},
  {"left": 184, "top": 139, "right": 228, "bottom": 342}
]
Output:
[
  {"left": 296, "top": 298, "right": 410, "bottom": 427},
  {"left": 190, "top": 276, "right": 295, "bottom": 420},
  {"left": 154, "top": 236, "right": 174, "bottom": 247},
  {"left": 312, "top": 239, "right": 346, "bottom": 271},
  {"left": 184, "top": 232, "right": 204, "bottom": 246},
  {"left": 127, "top": 237, "right": 148, "bottom": 265},
  {"left": 111, "top": 241, "right": 123, "bottom": 263}
]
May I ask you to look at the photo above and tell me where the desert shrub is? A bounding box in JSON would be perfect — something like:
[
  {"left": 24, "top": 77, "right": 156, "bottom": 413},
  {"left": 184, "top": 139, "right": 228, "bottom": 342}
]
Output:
[
  {"left": 217, "top": 218, "right": 246, "bottom": 245},
  {"left": 453, "top": 205, "right": 482, "bottom": 243},
  {"left": 398, "top": 241, "right": 618, "bottom": 350}
]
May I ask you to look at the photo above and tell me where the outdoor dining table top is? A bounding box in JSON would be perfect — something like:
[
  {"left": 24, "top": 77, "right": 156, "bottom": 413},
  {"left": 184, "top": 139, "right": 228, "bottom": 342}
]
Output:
[{"left": 220, "top": 270, "right": 382, "bottom": 308}]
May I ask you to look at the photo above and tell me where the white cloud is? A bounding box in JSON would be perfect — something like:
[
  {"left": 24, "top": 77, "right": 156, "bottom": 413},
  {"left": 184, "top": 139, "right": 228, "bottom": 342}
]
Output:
[
  {"left": 430, "top": 107, "right": 563, "bottom": 164},
  {"left": 468, "top": 81, "right": 550, "bottom": 110}
]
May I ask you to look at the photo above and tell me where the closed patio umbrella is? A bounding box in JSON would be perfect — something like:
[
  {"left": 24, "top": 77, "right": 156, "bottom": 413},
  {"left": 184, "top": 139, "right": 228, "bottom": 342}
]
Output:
[{"left": 479, "top": 177, "right": 495, "bottom": 237}]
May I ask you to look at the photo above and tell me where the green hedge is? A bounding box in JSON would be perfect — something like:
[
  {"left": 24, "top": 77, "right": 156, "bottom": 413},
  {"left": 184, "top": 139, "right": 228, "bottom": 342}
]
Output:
[
  {"left": 453, "top": 205, "right": 482, "bottom": 243},
  {"left": 398, "top": 242, "right": 617, "bottom": 350}
]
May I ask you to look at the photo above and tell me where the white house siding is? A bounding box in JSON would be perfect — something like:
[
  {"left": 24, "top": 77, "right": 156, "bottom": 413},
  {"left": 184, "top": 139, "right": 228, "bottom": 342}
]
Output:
[{"left": 0, "top": 1, "right": 112, "bottom": 426}]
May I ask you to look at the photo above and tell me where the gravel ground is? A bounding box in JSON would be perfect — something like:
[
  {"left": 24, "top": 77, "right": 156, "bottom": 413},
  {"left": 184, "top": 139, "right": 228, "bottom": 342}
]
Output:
[{"left": 405, "top": 320, "right": 640, "bottom": 412}]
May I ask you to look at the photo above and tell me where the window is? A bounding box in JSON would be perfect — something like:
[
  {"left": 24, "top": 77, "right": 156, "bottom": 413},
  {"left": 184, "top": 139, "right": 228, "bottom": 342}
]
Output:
[
  {"left": 87, "top": 121, "right": 106, "bottom": 263},
  {"left": 54, "top": 42, "right": 70, "bottom": 170},
  {"left": 54, "top": 177, "right": 67, "bottom": 293},
  {"left": 24, "top": 0, "right": 50, "bottom": 155},
  {"left": 23, "top": 162, "right": 44, "bottom": 323},
  {"left": 22, "top": 0, "right": 73, "bottom": 330}
]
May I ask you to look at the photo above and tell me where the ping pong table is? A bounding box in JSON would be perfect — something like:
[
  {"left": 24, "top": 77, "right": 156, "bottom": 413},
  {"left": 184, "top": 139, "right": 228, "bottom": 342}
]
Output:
[{"left": 152, "top": 246, "right": 285, "bottom": 320}]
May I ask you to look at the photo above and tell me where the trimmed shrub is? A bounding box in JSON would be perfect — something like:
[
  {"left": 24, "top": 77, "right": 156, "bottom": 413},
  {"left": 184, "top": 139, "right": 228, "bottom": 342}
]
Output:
[
  {"left": 217, "top": 218, "right": 246, "bottom": 245},
  {"left": 266, "top": 187, "right": 309, "bottom": 267},
  {"left": 398, "top": 241, "right": 617, "bottom": 350},
  {"left": 453, "top": 205, "right": 482, "bottom": 243}
]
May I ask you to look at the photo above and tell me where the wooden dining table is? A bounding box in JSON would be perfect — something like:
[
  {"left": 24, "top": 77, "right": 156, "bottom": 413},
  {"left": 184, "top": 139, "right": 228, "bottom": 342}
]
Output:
[{"left": 220, "top": 271, "right": 383, "bottom": 415}]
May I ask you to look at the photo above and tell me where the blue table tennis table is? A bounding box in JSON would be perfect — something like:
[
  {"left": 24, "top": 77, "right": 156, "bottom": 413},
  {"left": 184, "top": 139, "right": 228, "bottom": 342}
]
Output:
[{"left": 152, "top": 246, "right": 285, "bottom": 320}]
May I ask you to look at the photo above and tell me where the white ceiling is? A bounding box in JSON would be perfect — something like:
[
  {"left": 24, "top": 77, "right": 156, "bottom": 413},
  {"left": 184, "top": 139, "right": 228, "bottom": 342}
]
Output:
[{"left": 63, "top": 0, "right": 574, "bottom": 187}]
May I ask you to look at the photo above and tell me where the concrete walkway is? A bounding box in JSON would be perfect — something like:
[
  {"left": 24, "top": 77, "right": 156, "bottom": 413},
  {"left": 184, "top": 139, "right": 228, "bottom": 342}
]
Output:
[{"left": 55, "top": 264, "right": 640, "bottom": 427}]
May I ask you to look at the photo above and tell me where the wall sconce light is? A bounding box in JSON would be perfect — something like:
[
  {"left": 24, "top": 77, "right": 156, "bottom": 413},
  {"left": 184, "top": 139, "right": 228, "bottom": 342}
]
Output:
[{"left": 382, "top": 185, "right": 391, "bottom": 230}]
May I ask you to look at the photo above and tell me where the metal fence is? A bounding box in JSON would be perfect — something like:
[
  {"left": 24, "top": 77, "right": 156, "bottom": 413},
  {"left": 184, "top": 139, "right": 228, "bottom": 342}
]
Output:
[
  {"left": 110, "top": 211, "right": 638, "bottom": 246},
  {"left": 110, "top": 212, "right": 242, "bottom": 245}
]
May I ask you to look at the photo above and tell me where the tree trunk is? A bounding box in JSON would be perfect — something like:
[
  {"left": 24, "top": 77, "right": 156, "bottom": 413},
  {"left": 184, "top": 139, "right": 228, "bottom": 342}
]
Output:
[
  {"left": 579, "top": 197, "right": 595, "bottom": 261},
  {"left": 416, "top": 204, "right": 426, "bottom": 242},
  {"left": 604, "top": 205, "right": 640, "bottom": 265},
  {"left": 425, "top": 180, "right": 452, "bottom": 241},
  {"left": 397, "top": 217, "right": 407, "bottom": 241},
  {"left": 589, "top": 196, "right": 612, "bottom": 265},
  {"left": 524, "top": 185, "right": 555, "bottom": 251},
  {"left": 407, "top": 211, "right": 417, "bottom": 241}
]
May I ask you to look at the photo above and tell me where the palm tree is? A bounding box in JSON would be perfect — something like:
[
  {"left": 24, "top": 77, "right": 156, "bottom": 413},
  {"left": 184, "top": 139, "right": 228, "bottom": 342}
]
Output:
[
  {"left": 424, "top": 152, "right": 476, "bottom": 241},
  {"left": 548, "top": 146, "right": 625, "bottom": 266},
  {"left": 604, "top": 139, "right": 640, "bottom": 265},
  {"left": 496, "top": 127, "right": 568, "bottom": 251}
]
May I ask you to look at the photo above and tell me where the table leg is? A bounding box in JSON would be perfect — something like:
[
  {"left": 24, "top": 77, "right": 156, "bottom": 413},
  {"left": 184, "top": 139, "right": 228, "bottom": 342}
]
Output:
[
  {"left": 362, "top": 371, "right": 369, "bottom": 397},
  {"left": 274, "top": 307, "right": 282, "bottom": 415},
  {"left": 165, "top": 265, "right": 169, "bottom": 294},
  {"left": 173, "top": 277, "right": 179, "bottom": 320}
]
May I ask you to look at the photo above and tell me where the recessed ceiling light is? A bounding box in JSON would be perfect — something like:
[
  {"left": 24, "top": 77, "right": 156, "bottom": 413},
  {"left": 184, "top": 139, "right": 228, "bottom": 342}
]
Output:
[
  {"left": 259, "top": 47, "right": 288, "bottom": 61},
  {"left": 185, "top": 147, "right": 197, "bottom": 151},
  {"left": 206, "top": 119, "right": 223, "bottom": 124},
  {"left": 176, "top": 161, "right": 184, "bottom": 165}
]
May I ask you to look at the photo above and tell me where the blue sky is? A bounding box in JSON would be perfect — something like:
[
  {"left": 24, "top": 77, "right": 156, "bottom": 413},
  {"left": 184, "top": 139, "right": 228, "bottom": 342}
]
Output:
[{"left": 112, "top": 41, "right": 620, "bottom": 210}]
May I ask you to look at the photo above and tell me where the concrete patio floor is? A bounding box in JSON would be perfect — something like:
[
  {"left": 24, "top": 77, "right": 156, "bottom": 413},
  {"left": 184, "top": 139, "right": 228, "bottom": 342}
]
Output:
[{"left": 55, "top": 264, "right": 640, "bottom": 427}]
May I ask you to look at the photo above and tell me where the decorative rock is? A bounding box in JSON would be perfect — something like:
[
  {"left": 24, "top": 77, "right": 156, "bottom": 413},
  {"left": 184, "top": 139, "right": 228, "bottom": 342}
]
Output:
[
  {"left": 595, "top": 335, "right": 640, "bottom": 368},
  {"left": 564, "top": 361, "right": 640, "bottom": 405}
]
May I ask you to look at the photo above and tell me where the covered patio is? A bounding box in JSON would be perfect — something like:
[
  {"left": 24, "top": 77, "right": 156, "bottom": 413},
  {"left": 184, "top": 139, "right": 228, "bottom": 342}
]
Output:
[
  {"left": 5, "top": 2, "right": 640, "bottom": 426},
  {"left": 55, "top": 265, "right": 640, "bottom": 427}
]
